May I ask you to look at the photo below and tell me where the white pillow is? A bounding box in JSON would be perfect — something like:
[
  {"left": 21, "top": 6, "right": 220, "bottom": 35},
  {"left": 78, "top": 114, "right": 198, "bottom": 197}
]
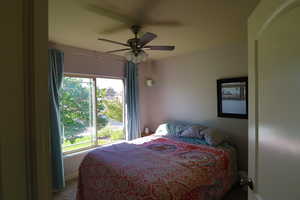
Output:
[{"left": 154, "top": 123, "right": 169, "bottom": 136}]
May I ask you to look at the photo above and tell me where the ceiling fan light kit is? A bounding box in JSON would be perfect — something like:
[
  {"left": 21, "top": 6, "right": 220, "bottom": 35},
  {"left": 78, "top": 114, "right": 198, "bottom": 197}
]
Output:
[
  {"left": 97, "top": 25, "right": 175, "bottom": 64},
  {"left": 125, "top": 50, "right": 148, "bottom": 64}
]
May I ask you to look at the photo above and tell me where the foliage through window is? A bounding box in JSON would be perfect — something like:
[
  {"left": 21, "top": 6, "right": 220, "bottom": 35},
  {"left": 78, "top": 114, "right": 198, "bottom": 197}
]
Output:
[{"left": 60, "top": 76, "right": 124, "bottom": 153}]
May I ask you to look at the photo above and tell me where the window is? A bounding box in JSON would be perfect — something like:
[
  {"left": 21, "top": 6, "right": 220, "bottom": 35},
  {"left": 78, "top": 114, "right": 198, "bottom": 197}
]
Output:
[{"left": 60, "top": 76, "right": 125, "bottom": 153}]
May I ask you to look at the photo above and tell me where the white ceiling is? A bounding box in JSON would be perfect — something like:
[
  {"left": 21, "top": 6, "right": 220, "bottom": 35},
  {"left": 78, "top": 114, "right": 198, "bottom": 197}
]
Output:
[{"left": 49, "top": 0, "right": 259, "bottom": 60}]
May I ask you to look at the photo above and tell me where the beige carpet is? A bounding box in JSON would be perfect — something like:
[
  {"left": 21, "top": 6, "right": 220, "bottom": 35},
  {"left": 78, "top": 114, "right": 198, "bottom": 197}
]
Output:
[
  {"left": 53, "top": 180, "right": 77, "bottom": 200},
  {"left": 53, "top": 179, "right": 247, "bottom": 200}
]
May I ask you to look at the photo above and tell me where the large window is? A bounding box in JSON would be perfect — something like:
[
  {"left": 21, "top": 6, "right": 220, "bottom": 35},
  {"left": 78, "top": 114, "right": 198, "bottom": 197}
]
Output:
[{"left": 60, "top": 76, "right": 124, "bottom": 153}]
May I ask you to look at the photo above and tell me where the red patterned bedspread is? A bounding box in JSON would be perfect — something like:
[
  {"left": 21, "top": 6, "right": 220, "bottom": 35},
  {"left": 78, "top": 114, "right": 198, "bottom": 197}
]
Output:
[{"left": 77, "top": 136, "right": 237, "bottom": 200}]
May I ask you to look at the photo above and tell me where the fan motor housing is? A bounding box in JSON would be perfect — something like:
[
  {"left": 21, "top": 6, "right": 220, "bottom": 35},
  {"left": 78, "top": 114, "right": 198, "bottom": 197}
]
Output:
[
  {"left": 127, "top": 38, "right": 142, "bottom": 55},
  {"left": 131, "top": 25, "right": 141, "bottom": 35}
]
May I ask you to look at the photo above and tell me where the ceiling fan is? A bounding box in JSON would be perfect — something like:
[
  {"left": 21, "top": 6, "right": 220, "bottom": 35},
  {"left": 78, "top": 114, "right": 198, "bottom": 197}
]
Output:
[{"left": 98, "top": 25, "right": 175, "bottom": 63}]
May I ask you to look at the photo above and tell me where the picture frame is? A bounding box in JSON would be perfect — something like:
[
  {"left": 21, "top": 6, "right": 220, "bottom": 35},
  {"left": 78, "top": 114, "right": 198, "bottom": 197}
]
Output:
[{"left": 217, "top": 77, "right": 248, "bottom": 119}]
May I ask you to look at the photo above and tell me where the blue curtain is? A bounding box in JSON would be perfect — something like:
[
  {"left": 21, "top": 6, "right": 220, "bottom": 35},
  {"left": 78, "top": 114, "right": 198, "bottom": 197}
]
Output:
[
  {"left": 49, "top": 48, "right": 65, "bottom": 190},
  {"left": 125, "top": 61, "right": 141, "bottom": 140}
]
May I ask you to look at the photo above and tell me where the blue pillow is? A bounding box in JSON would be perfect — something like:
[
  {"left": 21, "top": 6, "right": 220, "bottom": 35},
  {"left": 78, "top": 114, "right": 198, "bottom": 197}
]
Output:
[
  {"left": 177, "top": 136, "right": 209, "bottom": 145},
  {"left": 167, "top": 121, "right": 192, "bottom": 137},
  {"left": 155, "top": 122, "right": 192, "bottom": 137}
]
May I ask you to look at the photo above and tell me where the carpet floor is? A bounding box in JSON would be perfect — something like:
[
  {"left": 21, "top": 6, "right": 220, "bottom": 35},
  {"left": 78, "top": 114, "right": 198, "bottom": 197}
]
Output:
[{"left": 53, "top": 180, "right": 247, "bottom": 200}]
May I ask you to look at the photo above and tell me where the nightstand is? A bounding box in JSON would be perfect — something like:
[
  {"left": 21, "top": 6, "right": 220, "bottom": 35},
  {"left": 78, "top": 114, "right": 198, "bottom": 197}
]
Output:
[{"left": 141, "top": 132, "right": 154, "bottom": 137}]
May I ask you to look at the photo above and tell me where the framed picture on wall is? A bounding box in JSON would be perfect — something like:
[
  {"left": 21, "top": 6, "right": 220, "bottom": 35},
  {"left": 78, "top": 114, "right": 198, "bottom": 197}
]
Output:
[{"left": 217, "top": 77, "right": 248, "bottom": 119}]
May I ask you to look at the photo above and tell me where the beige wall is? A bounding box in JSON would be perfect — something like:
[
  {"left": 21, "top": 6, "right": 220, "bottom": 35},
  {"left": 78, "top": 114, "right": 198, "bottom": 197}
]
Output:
[
  {"left": 50, "top": 42, "right": 152, "bottom": 135},
  {"left": 49, "top": 43, "right": 126, "bottom": 78},
  {"left": 138, "top": 61, "right": 154, "bottom": 133},
  {"left": 1, "top": 0, "right": 51, "bottom": 199},
  {"left": 1, "top": 1, "right": 27, "bottom": 199},
  {"left": 143, "top": 44, "right": 248, "bottom": 170},
  {"left": 63, "top": 151, "right": 89, "bottom": 181}
]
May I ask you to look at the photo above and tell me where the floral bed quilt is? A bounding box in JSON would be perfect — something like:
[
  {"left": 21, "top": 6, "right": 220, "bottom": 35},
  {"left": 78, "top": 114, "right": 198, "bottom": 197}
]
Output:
[{"left": 77, "top": 136, "right": 237, "bottom": 200}]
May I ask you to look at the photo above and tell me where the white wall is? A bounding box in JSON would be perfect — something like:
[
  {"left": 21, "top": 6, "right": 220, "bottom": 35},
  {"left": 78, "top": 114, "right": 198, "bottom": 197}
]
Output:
[{"left": 144, "top": 44, "right": 249, "bottom": 170}]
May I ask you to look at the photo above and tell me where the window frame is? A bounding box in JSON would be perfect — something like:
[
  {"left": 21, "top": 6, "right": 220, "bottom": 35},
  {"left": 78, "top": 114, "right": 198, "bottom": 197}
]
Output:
[{"left": 61, "top": 73, "right": 125, "bottom": 155}]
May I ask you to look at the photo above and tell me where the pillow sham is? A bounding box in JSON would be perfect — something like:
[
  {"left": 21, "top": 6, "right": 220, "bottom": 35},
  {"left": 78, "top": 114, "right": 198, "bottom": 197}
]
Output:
[
  {"left": 154, "top": 122, "right": 192, "bottom": 137},
  {"left": 202, "top": 128, "right": 226, "bottom": 146},
  {"left": 167, "top": 122, "right": 191, "bottom": 137},
  {"left": 181, "top": 125, "right": 207, "bottom": 139}
]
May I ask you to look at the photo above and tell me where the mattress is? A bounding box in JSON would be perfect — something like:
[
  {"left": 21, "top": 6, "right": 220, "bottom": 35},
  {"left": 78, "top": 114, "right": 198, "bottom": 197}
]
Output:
[{"left": 76, "top": 135, "right": 237, "bottom": 200}]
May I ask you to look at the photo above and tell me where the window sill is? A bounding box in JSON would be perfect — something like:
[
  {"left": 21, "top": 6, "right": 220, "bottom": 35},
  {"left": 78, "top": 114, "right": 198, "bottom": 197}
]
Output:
[{"left": 63, "top": 140, "right": 126, "bottom": 158}]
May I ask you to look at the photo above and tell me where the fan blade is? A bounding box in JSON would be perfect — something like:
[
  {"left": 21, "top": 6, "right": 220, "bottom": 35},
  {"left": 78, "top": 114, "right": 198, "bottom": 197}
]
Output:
[
  {"left": 139, "top": 32, "right": 157, "bottom": 46},
  {"left": 143, "top": 45, "right": 175, "bottom": 51},
  {"left": 98, "top": 38, "right": 129, "bottom": 47},
  {"left": 136, "top": 0, "right": 161, "bottom": 24},
  {"left": 147, "top": 20, "right": 182, "bottom": 27},
  {"left": 106, "top": 48, "right": 131, "bottom": 53},
  {"left": 86, "top": 4, "right": 137, "bottom": 25}
]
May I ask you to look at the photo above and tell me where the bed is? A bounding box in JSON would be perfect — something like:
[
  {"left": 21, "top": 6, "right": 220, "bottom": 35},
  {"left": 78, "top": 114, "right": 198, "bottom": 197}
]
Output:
[{"left": 77, "top": 123, "right": 237, "bottom": 200}]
